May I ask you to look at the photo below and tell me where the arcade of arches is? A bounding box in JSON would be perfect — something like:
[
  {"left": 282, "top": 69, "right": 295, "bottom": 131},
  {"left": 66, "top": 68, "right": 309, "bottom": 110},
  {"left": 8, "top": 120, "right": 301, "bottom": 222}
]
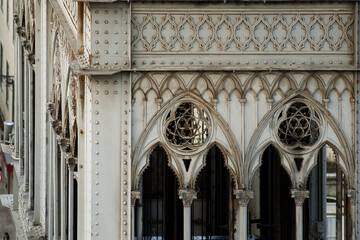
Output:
[{"left": 130, "top": 73, "right": 356, "bottom": 240}]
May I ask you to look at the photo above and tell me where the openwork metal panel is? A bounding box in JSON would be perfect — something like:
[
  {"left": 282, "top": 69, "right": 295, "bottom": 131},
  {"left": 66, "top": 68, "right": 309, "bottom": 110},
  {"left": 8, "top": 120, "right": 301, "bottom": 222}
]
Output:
[{"left": 130, "top": 2, "right": 355, "bottom": 70}]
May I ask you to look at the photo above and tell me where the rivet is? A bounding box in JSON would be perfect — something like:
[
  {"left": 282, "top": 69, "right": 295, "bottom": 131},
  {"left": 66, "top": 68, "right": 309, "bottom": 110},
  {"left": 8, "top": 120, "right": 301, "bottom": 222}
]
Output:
[
  {"left": 124, "top": 211, "right": 127, "bottom": 215},
  {"left": 95, "top": 100, "right": 99, "bottom": 104},
  {"left": 95, "top": 40, "right": 99, "bottom": 44},
  {"left": 95, "top": 232, "right": 99, "bottom": 236},
  {"left": 124, "top": 221, "right": 127, "bottom": 225},
  {"left": 199, "top": 61, "right": 203, "bottom": 64},
  {"left": 95, "top": 20, "right": 99, "bottom": 24},
  {"left": 292, "top": 61, "right": 295, "bottom": 64},
  {"left": 123, "top": 231, "right": 127, "bottom": 236},
  {"left": 124, "top": 21, "right": 128, "bottom": 24},
  {"left": 124, "top": 110, "right": 127, "bottom": 114},
  {"left": 104, "top": 61, "right": 108, "bottom": 65},
  {"left": 104, "top": 20, "right": 108, "bottom": 24},
  {"left": 95, "top": 131, "right": 99, "bottom": 135},
  {"left": 96, "top": 182, "right": 99, "bottom": 185},
  {"left": 218, "top": 61, "right": 221, "bottom": 65},
  {"left": 125, "top": 101, "right": 128, "bottom": 105},
  {"left": 124, "top": 171, "right": 127, "bottom": 175},
  {"left": 349, "top": 60, "right": 353, "bottom": 64},
  {"left": 124, "top": 51, "right": 127, "bottom": 54},
  {"left": 95, "top": 202, "right": 99, "bottom": 205},
  {"left": 114, "top": 61, "right": 118, "bottom": 65},
  {"left": 124, "top": 31, "right": 128, "bottom": 35},
  {"left": 245, "top": 61, "right": 249, "bottom": 64},
  {"left": 114, "top": 20, "right": 118, "bottom": 24},
  {"left": 209, "top": 61, "right": 212, "bottom": 65},
  {"left": 301, "top": 61, "right": 305, "bottom": 64},
  {"left": 264, "top": 61, "right": 267, "bottom": 64},
  {"left": 161, "top": 61, "right": 165, "bottom": 64},
  {"left": 114, "top": 31, "right": 118, "bottom": 35},
  {"left": 283, "top": 61, "right": 286, "bottom": 64},
  {"left": 95, "top": 222, "right": 99, "bottom": 226},
  {"left": 95, "top": 111, "right": 99, "bottom": 115},
  {"left": 125, "top": 91, "right": 128, "bottom": 94},
  {"left": 310, "top": 60, "right": 314, "bottom": 64},
  {"left": 124, "top": 40, "right": 127, "bottom": 44},
  {"left": 123, "top": 201, "right": 127, "bottom": 205},
  {"left": 124, "top": 141, "right": 127, "bottom": 145},
  {"left": 95, "top": 141, "right": 99, "bottom": 144},
  {"left": 124, "top": 181, "right": 127, "bottom": 185},
  {"left": 236, "top": 61, "right": 240, "bottom": 64},
  {"left": 190, "top": 61, "right": 193, "bottom": 64},
  {"left": 105, "top": 80, "right": 109, "bottom": 84},
  {"left": 114, "top": 51, "right": 118, "bottom": 54},
  {"left": 95, "top": 30, "right": 99, "bottom": 34},
  {"left": 95, "top": 50, "right": 99, "bottom": 54},
  {"left": 95, "top": 10, "right": 99, "bottom": 14},
  {"left": 124, "top": 121, "right": 128, "bottom": 125},
  {"left": 105, "top": 40, "right": 109, "bottom": 44},
  {"left": 96, "top": 151, "right": 99, "bottom": 155},
  {"left": 95, "top": 192, "right": 99, "bottom": 195},
  {"left": 124, "top": 161, "right": 128, "bottom": 165},
  {"left": 273, "top": 61, "right": 277, "bottom": 64},
  {"left": 104, "top": 30, "right": 108, "bottom": 34},
  {"left": 320, "top": 61, "right": 323, "bottom": 64},
  {"left": 95, "top": 212, "right": 99, "bottom": 215},
  {"left": 124, "top": 61, "right": 128, "bottom": 65},
  {"left": 124, "top": 151, "right": 127, "bottom": 155},
  {"left": 124, "top": 131, "right": 127, "bottom": 134},
  {"left": 95, "top": 91, "right": 99, "bottom": 95},
  {"left": 114, "top": 91, "right": 118, "bottom": 94},
  {"left": 339, "top": 61, "right": 342, "bottom": 64},
  {"left": 254, "top": 61, "right": 258, "bottom": 64},
  {"left": 104, "top": 10, "right": 108, "bottom": 14},
  {"left": 124, "top": 191, "right": 127, "bottom": 195},
  {"left": 95, "top": 161, "right": 99, "bottom": 165},
  {"left": 180, "top": 61, "right": 184, "bottom": 64},
  {"left": 114, "top": 10, "right": 118, "bottom": 14},
  {"left": 329, "top": 60, "right": 333, "bottom": 64},
  {"left": 171, "top": 61, "right": 175, "bottom": 64},
  {"left": 124, "top": 81, "right": 127, "bottom": 84},
  {"left": 95, "top": 120, "right": 99, "bottom": 124}
]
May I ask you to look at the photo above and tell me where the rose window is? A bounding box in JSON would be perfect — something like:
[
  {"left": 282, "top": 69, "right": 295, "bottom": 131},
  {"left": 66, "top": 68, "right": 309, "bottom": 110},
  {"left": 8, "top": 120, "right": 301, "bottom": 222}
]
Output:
[
  {"left": 165, "top": 102, "right": 210, "bottom": 151},
  {"left": 277, "top": 102, "right": 320, "bottom": 150}
]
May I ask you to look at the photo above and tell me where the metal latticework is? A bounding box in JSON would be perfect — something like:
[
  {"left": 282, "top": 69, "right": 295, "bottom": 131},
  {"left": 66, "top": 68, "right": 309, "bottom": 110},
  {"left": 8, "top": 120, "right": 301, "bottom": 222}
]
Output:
[
  {"left": 277, "top": 102, "right": 320, "bottom": 150},
  {"left": 165, "top": 102, "right": 209, "bottom": 151}
]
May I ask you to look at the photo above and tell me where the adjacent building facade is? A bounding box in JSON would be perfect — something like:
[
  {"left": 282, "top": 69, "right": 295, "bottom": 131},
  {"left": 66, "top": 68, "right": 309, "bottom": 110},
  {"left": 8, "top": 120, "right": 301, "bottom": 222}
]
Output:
[{"left": 9, "top": 0, "right": 360, "bottom": 239}]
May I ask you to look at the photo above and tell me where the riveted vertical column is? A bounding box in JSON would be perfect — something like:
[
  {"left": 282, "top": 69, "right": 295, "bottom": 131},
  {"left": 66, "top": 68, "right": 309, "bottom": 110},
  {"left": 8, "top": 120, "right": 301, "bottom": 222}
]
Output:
[
  {"left": 90, "top": 73, "right": 130, "bottom": 239},
  {"left": 121, "top": 72, "right": 132, "bottom": 240}
]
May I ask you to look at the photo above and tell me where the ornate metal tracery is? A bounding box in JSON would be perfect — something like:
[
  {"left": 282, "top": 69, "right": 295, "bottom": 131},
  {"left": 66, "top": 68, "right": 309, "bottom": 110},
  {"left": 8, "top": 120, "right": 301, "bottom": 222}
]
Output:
[
  {"left": 276, "top": 102, "right": 321, "bottom": 152},
  {"left": 165, "top": 102, "right": 210, "bottom": 152}
]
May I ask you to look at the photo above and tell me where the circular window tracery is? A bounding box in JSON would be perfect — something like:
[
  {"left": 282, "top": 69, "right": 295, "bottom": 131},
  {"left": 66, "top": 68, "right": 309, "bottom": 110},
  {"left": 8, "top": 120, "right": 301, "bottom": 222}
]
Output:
[
  {"left": 165, "top": 102, "right": 210, "bottom": 152},
  {"left": 277, "top": 102, "right": 321, "bottom": 151}
]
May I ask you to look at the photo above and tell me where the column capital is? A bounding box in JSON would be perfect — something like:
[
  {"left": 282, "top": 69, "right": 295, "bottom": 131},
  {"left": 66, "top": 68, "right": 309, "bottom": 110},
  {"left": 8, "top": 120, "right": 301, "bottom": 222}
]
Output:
[
  {"left": 290, "top": 189, "right": 309, "bottom": 206},
  {"left": 66, "top": 157, "right": 77, "bottom": 171},
  {"left": 178, "top": 189, "right": 197, "bottom": 207},
  {"left": 131, "top": 191, "right": 140, "bottom": 206},
  {"left": 234, "top": 189, "right": 254, "bottom": 207},
  {"left": 347, "top": 188, "right": 356, "bottom": 206}
]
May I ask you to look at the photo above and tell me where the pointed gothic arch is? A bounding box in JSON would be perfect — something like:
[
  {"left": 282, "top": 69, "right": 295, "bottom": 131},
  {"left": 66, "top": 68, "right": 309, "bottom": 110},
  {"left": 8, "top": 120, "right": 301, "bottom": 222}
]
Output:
[{"left": 245, "top": 91, "right": 354, "bottom": 189}]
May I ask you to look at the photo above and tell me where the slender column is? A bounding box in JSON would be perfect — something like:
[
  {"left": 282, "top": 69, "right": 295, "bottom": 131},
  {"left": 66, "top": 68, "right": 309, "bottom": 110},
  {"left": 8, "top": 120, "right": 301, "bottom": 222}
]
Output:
[
  {"left": 60, "top": 138, "right": 69, "bottom": 240},
  {"left": 23, "top": 56, "right": 29, "bottom": 191},
  {"left": 53, "top": 133, "right": 59, "bottom": 240},
  {"left": 347, "top": 189, "right": 356, "bottom": 240},
  {"left": 67, "top": 157, "right": 76, "bottom": 240},
  {"left": 291, "top": 189, "right": 309, "bottom": 240},
  {"left": 234, "top": 190, "right": 254, "bottom": 240},
  {"left": 48, "top": 126, "right": 54, "bottom": 238},
  {"left": 131, "top": 191, "right": 140, "bottom": 240},
  {"left": 28, "top": 54, "right": 35, "bottom": 209},
  {"left": 179, "top": 189, "right": 197, "bottom": 240},
  {"left": 136, "top": 180, "right": 143, "bottom": 240},
  {"left": 18, "top": 38, "right": 24, "bottom": 175}
]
